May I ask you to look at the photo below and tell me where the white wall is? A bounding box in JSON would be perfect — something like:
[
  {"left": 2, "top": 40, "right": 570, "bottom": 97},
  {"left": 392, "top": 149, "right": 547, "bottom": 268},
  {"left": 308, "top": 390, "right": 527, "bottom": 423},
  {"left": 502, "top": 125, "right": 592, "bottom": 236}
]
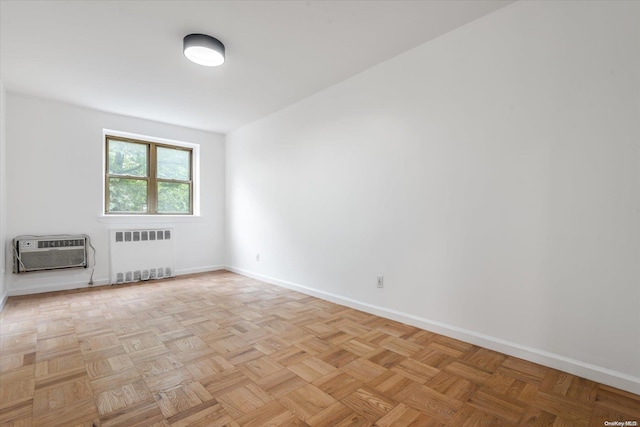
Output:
[
  {"left": 0, "top": 80, "right": 7, "bottom": 309},
  {"left": 226, "top": 1, "right": 640, "bottom": 393},
  {"left": 5, "top": 93, "right": 225, "bottom": 295}
]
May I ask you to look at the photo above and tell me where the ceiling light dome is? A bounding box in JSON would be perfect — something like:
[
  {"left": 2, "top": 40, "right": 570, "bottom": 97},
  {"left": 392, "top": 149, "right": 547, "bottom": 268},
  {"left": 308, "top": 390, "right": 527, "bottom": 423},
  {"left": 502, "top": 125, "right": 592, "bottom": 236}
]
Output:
[{"left": 183, "top": 33, "right": 225, "bottom": 67}]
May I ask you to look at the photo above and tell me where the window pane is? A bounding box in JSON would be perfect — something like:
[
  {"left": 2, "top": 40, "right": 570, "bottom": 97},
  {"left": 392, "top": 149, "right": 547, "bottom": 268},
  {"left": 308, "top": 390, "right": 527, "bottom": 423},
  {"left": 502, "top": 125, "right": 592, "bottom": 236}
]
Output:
[
  {"left": 109, "top": 178, "right": 148, "bottom": 212},
  {"left": 157, "top": 147, "right": 190, "bottom": 180},
  {"left": 157, "top": 182, "right": 190, "bottom": 213},
  {"left": 108, "top": 140, "right": 148, "bottom": 177}
]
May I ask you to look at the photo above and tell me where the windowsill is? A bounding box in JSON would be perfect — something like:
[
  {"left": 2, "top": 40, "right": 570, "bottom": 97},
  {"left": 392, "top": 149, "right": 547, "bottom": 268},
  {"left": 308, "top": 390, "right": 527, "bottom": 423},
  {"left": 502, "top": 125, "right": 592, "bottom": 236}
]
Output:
[{"left": 98, "top": 214, "right": 204, "bottom": 225}]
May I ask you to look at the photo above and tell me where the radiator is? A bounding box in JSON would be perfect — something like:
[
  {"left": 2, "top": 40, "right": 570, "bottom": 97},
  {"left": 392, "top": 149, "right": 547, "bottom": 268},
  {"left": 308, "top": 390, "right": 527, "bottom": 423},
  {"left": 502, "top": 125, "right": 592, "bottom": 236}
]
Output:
[{"left": 109, "top": 229, "right": 175, "bottom": 285}]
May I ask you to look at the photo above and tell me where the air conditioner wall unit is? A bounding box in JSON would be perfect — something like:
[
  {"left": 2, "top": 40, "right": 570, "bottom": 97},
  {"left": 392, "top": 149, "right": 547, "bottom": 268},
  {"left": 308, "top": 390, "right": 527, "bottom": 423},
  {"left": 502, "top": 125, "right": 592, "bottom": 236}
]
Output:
[{"left": 13, "top": 235, "right": 87, "bottom": 273}]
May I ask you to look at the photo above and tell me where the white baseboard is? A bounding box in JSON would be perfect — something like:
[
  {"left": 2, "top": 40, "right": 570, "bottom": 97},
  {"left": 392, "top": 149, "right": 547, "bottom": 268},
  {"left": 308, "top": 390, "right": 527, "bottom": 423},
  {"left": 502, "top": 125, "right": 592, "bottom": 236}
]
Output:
[
  {"left": 175, "top": 265, "right": 225, "bottom": 276},
  {"left": 7, "top": 265, "right": 226, "bottom": 296},
  {"left": 226, "top": 265, "right": 640, "bottom": 395},
  {"left": 8, "top": 278, "right": 111, "bottom": 296}
]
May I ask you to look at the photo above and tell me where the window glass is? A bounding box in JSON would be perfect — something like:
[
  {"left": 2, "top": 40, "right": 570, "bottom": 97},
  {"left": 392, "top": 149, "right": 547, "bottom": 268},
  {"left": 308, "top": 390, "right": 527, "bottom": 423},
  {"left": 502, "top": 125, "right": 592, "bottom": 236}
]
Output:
[
  {"left": 108, "top": 178, "right": 148, "bottom": 212},
  {"left": 108, "top": 140, "right": 148, "bottom": 177},
  {"left": 157, "top": 147, "right": 190, "bottom": 181},
  {"left": 158, "top": 182, "right": 190, "bottom": 213}
]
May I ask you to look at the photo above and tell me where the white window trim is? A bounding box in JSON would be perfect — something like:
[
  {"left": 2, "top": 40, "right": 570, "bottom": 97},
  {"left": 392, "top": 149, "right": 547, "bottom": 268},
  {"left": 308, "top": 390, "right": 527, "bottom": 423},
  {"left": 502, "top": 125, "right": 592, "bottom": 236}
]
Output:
[{"left": 101, "top": 129, "right": 201, "bottom": 218}]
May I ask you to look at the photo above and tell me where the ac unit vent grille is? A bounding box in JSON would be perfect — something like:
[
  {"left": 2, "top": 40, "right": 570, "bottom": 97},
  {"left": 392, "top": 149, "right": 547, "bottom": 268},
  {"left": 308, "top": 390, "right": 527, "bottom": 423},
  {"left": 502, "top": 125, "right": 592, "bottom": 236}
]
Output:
[{"left": 38, "top": 239, "right": 85, "bottom": 249}]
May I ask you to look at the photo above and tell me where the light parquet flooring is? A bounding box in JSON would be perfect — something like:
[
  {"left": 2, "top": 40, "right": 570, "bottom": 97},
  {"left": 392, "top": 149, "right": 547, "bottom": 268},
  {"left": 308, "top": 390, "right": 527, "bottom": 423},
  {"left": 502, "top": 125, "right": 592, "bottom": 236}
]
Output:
[{"left": 1, "top": 271, "right": 638, "bottom": 426}]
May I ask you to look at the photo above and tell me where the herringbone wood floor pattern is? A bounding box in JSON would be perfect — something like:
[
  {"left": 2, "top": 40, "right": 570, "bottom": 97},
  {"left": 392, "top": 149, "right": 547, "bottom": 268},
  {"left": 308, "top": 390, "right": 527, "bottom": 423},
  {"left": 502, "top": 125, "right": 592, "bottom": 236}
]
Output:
[{"left": 1, "top": 271, "right": 638, "bottom": 426}]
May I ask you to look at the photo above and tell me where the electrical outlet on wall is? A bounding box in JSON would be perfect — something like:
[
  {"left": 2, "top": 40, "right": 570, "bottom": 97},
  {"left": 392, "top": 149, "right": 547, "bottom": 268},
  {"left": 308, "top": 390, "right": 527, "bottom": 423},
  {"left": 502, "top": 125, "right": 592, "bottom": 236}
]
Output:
[
  {"left": 256, "top": 253, "right": 260, "bottom": 262},
  {"left": 377, "top": 275, "right": 384, "bottom": 288}
]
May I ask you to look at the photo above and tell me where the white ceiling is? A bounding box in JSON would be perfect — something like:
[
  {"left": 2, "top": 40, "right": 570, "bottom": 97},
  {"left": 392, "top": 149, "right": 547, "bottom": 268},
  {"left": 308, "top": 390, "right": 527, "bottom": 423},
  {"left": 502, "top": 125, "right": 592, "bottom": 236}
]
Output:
[{"left": 0, "top": 0, "right": 513, "bottom": 134}]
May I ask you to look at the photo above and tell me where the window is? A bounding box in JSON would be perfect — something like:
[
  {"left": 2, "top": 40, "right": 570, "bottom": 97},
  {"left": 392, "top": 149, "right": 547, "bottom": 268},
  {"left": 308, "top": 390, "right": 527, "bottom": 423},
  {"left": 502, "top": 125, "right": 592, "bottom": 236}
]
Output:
[{"left": 105, "top": 135, "right": 193, "bottom": 214}]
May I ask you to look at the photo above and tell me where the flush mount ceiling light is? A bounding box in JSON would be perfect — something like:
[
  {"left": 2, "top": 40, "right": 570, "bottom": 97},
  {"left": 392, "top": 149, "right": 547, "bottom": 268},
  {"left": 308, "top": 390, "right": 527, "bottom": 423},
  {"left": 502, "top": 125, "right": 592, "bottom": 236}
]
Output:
[{"left": 183, "top": 33, "right": 225, "bottom": 67}]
